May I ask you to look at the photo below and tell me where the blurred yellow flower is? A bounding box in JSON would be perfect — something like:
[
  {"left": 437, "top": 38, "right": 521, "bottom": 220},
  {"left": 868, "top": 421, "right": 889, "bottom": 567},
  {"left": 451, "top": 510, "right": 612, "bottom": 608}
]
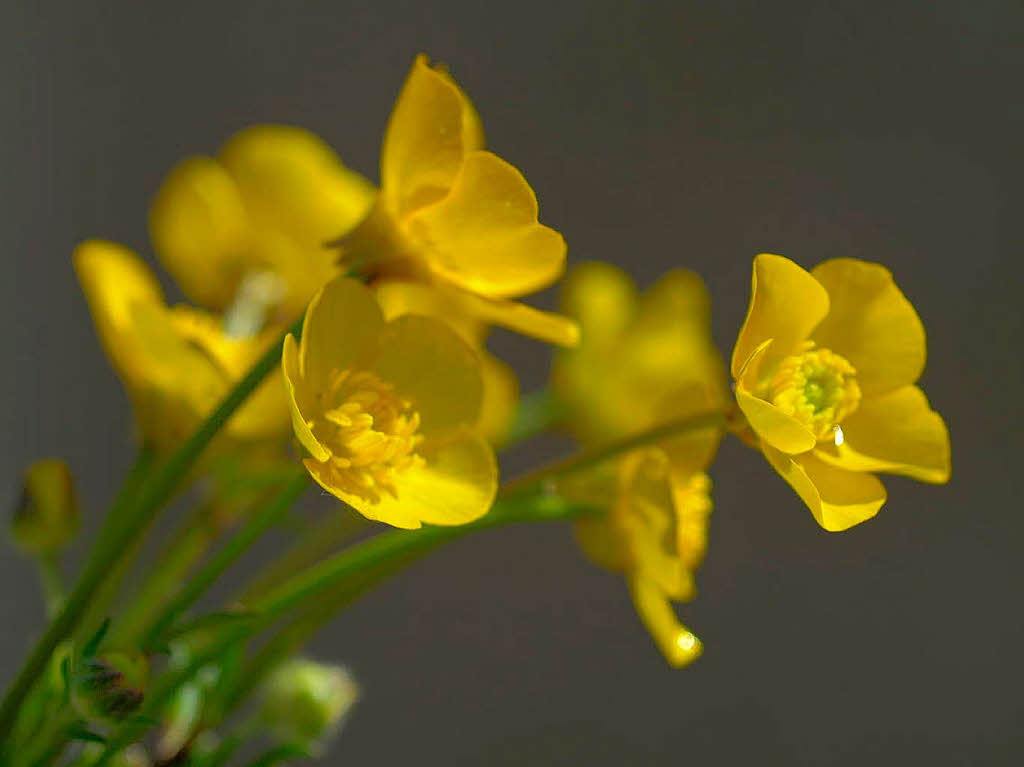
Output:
[
  {"left": 569, "top": 452, "right": 711, "bottom": 667},
  {"left": 339, "top": 55, "right": 577, "bottom": 347},
  {"left": 374, "top": 281, "right": 519, "bottom": 446},
  {"left": 282, "top": 276, "right": 497, "bottom": 529},
  {"left": 731, "top": 254, "right": 951, "bottom": 531},
  {"left": 553, "top": 262, "right": 729, "bottom": 666},
  {"left": 75, "top": 240, "right": 290, "bottom": 450},
  {"left": 149, "top": 125, "right": 375, "bottom": 322}
]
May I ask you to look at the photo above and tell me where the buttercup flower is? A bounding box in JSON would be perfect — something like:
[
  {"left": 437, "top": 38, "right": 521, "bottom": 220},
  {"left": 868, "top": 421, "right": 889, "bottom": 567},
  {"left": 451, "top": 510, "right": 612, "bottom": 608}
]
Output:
[
  {"left": 75, "top": 240, "right": 290, "bottom": 450},
  {"left": 374, "top": 281, "right": 519, "bottom": 445},
  {"left": 150, "top": 125, "right": 375, "bottom": 322},
  {"left": 282, "top": 276, "right": 497, "bottom": 529},
  {"left": 338, "top": 55, "right": 577, "bottom": 347},
  {"left": 554, "top": 263, "right": 728, "bottom": 666},
  {"left": 731, "top": 254, "right": 951, "bottom": 531}
]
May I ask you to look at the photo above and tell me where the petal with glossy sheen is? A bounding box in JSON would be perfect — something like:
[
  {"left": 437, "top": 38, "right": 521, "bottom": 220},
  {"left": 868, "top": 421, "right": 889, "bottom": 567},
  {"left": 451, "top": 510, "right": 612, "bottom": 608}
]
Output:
[
  {"left": 405, "top": 151, "right": 567, "bottom": 299},
  {"left": 374, "top": 280, "right": 483, "bottom": 345},
  {"left": 478, "top": 352, "right": 519, "bottom": 446},
  {"left": 627, "top": 577, "right": 703, "bottom": 668},
  {"left": 735, "top": 342, "right": 817, "bottom": 454},
  {"left": 810, "top": 258, "right": 927, "bottom": 396},
  {"left": 369, "top": 315, "right": 483, "bottom": 432},
  {"left": 381, "top": 55, "right": 484, "bottom": 219},
  {"left": 149, "top": 157, "right": 250, "bottom": 311},
  {"left": 219, "top": 124, "right": 375, "bottom": 249},
  {"left": 816, "top": 386, "right": 950, "bottom": 483},
  {"left": 282, "top": 334, "right": 330, "bottom": 462},
  {"left": 454, "top": 290, "right": 580, "bottom": 347},
  {"left": 730, "top": 254, "right": 830, "bottom": 379},
  {"left": 299, "top": 277, "right": 386, "bottom": 395},
  {"left": 763, "top": 445, "right": 887, "bottom": 531},
  {"left": 308, "top": 427, "right": 497, "bottom": 528}
]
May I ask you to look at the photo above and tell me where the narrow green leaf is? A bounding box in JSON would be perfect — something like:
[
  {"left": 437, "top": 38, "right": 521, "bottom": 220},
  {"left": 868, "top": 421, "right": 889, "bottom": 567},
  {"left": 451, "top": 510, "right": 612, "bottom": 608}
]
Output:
[{"left": 82, "top": 617, "right": 111, "bottom": 658}]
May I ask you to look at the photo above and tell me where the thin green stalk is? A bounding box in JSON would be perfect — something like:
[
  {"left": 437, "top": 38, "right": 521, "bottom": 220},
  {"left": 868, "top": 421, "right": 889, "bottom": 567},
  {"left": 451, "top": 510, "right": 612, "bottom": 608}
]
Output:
[
  {"left": 113, "top": 502, "right": 223, "bottom": 644},
  {"left": 498, "top": 410, "right": 727, "bottom": 498},
  {"left": 0, "top": 318, "right": 301, "bottom": 745},
  {"left": 236, "top": 509, "right": 367, "bottom": 604},
  {"left": 38, "top": 554, "right": 65, "bottom": 619},
  {"left": 140, "top": 471, "right": 309, "bottom": 650}
]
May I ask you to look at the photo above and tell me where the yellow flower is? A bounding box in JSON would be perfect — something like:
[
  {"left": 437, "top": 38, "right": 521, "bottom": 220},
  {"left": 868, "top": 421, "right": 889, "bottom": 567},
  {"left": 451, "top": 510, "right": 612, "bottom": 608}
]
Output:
[
  {"left": 553, "top": 263, "right": 728, "bottom": 666},
  {"left": 281, "top": 276, "right": 498, "bottom": 529},
  {"left": 731, "top": 254, "right": 951, "bottom": 531},
  {"left": 149, "top": 125, "right": 375, "bottom": 322},
  {"left": 74, "top": 240, "right": 290, "bottom": 450},
  {"left": 374, "top": 281, "right": 519, "bottom": 446},
  {"left": 569, "top": 451, "right": 711, "bottom": 668},
  {"left": 339, "top": 55, "right": 577, "bottom": 347}
]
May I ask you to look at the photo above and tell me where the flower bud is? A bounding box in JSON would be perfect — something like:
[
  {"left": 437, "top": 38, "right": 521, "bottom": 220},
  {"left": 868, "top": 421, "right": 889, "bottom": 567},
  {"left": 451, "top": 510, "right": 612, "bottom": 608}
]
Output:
[
  {"left": 11, "top": 458, "right": 79, "bottom": 554},
  {"left": 261, "top": 659, "right": 358, "bottom": 748},
  {"left": 72, "top": 649, "right": 149, "bottom": 723}
]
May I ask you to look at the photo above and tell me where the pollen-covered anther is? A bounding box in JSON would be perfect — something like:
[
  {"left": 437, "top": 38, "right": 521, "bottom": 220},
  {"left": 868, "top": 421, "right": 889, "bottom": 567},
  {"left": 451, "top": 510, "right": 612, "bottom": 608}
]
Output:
[
  {"left": 310, "top": 370, "right": 424, "bottom": 504},
  {"left": 767, "top": 342, "right": 862, "bottom": 441}
]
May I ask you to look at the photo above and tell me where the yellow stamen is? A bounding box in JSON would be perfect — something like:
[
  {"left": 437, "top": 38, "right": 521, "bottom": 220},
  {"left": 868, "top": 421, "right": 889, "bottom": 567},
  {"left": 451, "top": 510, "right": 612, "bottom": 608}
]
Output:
[
  {"left": 767, "top": 343, "right": 861, "bottom": 441},
  {"left": 311, "top": 371, "right": 424, "bottom": 504}
]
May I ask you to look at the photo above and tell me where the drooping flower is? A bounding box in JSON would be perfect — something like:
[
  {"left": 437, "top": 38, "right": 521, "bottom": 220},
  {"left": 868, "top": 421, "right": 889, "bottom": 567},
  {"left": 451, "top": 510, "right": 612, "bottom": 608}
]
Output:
[
  {"left": 281, "top": 276, "right": 497, "bottom": 529},
  {"left": 74, "top": 240, "right": 290, "bottom": 450},
  {"left": 149, "top": 125, "right": 375, "bottom": 323},
  {"left": 553, "top": 262, "right": 729, "bottom": 666},
  {"left": 337, "top": 55, "right": 577, "bottom": 347},
  {"left": 731, "top": 254, "right": 951, "bottom": 531},
  {"left": 374, "top": 281, "right": 519, "bottom": 445}
]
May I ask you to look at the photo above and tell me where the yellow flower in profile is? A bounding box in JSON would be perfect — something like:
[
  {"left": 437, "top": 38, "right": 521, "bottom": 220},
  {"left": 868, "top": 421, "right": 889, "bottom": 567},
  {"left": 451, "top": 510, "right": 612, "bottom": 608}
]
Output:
[
  {"left": 374, "top": 281, "right": 519, "bottom": 446},
  {"left": 569, "top": 452, "right": 712, "bottom": 668},
  {"left": 339, "top": 55, "right": 577, "bottom": 347},
  {"left": 731, "top": 254, "right": 951, "bottom": 531},
  {"left": 149, "top": 125, "right": 375, "bottom": 323},
  {"left": 553, "top": 262, "right": 729, "bottom": 667},
  {"left": 281, "top": 276, "right": 498, "bottom": 529},
  {"left": 74, "top": 240, "right": 290, "bottom": 450}
]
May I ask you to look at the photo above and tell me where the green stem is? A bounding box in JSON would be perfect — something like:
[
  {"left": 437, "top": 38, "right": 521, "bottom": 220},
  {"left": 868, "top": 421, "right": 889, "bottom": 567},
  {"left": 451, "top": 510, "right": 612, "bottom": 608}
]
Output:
[
  {"left": 498, "top": 410, "right": 726, "bottom": 498},
  {"left": 38, "top": 554, "right": 65, "bottom": 619},
  {"left": 140, "top": 472, "right": 309, "bottom": 650},
  {"left": 0, "top": 318, "right": 301, "bottom": 745}
]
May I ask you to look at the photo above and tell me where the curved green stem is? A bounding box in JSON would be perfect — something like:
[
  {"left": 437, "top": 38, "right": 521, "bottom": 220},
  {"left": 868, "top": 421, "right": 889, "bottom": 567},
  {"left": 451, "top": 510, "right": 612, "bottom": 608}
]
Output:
[
  {"left": 140, "top": 471, "right": 309, "bottom": 649},
  {"left": 0, "top": 318, "right": 301, "bottom": 745}
]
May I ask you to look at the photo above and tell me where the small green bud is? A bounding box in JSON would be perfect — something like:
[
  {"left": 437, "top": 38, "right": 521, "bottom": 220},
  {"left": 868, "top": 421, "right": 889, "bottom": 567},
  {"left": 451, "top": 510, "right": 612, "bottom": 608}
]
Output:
[
  {"left": 261, "top": 659, "right": 358, "bottom": 748},
  {"left": 72, "top": 649, "right": 149, "bottom": 723},
  {"left": 11, "top": 458, "right": 79, "bottom": 554}
]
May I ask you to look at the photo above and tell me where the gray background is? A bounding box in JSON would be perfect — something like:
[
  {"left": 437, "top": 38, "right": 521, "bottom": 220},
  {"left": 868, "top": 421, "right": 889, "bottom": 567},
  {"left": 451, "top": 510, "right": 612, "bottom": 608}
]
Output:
[{"left": 2, "top": 1, "right": 1022, "bottom": 764}]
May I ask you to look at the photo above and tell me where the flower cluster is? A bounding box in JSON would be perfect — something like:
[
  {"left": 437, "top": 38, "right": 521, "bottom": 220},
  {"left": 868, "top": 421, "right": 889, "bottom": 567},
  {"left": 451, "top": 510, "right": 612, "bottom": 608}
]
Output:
[{"left": 2, "top": 53, "right": 951, "bottom": 766}]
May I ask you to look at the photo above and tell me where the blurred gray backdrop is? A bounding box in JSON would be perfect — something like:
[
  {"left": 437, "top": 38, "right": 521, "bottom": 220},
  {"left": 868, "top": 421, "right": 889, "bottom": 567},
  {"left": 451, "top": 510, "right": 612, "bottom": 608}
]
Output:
[{"left": 2, "top": 1, "right": 1021, "bottom": 764}]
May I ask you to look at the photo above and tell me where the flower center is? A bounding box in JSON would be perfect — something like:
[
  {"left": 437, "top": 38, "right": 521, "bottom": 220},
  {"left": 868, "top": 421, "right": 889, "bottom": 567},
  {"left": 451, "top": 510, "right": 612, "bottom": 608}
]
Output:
[
  {"left": 311, "top": 370, "right": 424, "bottom": 504},
  {"left": 767, "top": 343, "right": 861, "bottom": 442}
]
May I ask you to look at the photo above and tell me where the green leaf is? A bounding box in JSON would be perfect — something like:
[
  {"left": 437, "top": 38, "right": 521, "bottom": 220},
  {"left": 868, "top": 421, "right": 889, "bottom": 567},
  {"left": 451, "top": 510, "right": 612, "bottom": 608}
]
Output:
[
  {"left": 68, "top": 724, "right": 107, "bottom": 744},
  {"left": 244, "top": 743, "right": 311, "bottom": 767}
]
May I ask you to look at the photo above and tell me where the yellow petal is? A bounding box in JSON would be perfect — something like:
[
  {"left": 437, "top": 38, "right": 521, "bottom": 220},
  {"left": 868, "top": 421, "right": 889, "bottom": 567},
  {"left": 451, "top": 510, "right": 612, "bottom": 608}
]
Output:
[
  {"left": 219, "top": 124, "right": 376, "bottom": 250},
  {"left": 368, "top": 315, "right": 483, "bottom": 432},
  {"left": 405, "top": 151, "right": 567, "bottom": 299},
  {"left": 148, "top": 156, "right": 249, "bottom": 310},
  {"left": 453, "top": 290, "right": 580, "bottom": 347},
  {"left": 559, "top": 261, "right": 637, "bottom": 351},
  {"left": 374, "top": 280, "right": 484, "bottom": 346},
  {"left": 282, "top": 334, "right": 330, "bottom": 462},
  {"left": 627, "top": 577, "right": 703, "bottom": 668},
  {"left": 477, "top": 352, "right": 519, "bottom": 446},
  {"left": 815, "top": 386, "right": 950, "bottom": 483},
  {"left": 730, "top": 253, "right": 830, "bottom": 379},
  {"left": 73, "top": 240, "right": 166, "bottom": 391},
  {"left": 810, "top": 258, "right": 926, "bottom": 396},
  {"left": 762, "top": 445, "right": 887, "bottom": 531},
  {"left": 734, "top": 341, "right": 817, "bottom": 454},
  {"left": 573, "top": 515, "right": 630, "bottom": 573},
  {"left": 306, "top": 427, "right": 497, "bottom": 529},
  {"left": 381, "top": 55, "right": 484, "bottom": 220},
  {"left": 299, "top": 277, "right": 385, "bottom": 395}
]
